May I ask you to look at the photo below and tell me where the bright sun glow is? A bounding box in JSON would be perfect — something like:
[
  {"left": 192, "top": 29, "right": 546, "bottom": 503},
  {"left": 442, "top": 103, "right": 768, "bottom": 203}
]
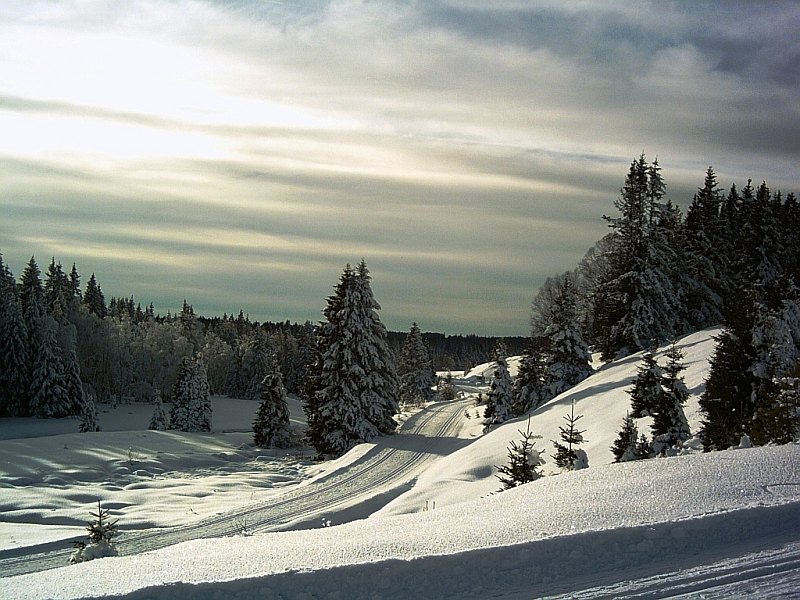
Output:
[{"left": 0, "top": 24, "right": 356, "bottom": 165}]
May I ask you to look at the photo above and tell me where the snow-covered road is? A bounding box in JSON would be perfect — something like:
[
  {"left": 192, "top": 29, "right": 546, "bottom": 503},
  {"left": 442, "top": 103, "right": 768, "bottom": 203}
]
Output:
[{"left": 0, "top": 398, "right": 473, "bottom": 578}]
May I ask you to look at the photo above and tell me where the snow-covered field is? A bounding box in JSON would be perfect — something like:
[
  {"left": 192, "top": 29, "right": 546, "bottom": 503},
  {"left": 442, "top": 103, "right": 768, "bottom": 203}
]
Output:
[{"left": 2, "top": 327, "right": 800, "bottom": 599}]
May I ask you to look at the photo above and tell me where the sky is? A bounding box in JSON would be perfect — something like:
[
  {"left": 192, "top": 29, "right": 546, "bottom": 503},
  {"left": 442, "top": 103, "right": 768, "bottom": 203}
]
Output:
[{"left": 1, "top": 1, "right": 798, "bottom": 336}]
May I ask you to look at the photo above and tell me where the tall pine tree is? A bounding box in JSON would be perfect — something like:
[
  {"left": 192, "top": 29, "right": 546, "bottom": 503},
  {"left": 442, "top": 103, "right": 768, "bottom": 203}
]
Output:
[
  {"left": 253, "top": 372, "right": 291, "bottom": 448},
  {"left": 310, "top": 262, "right": 398, "bottom": 456},
  {"left": 0, "top": 256, "right": 30, "bottom": 416},
  {"left": 170, "top": 354, "right": 212, "bottom": 432},
  {"left": 397, "top": 323, "right": 436, "bottom": 408},
  {"left": 543, "top": 277, "right": 593, "bottom": 398}
]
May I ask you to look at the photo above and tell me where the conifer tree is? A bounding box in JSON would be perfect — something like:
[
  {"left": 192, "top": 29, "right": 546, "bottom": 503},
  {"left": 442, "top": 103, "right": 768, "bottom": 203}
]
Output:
[
  {"left": 496, "top": 418, "right": 545, "bottom": 490},
  {"left": 253, "top": 372, "right": 291, "bottom": 448},
  {"left": 29, "top": 315, "right": 71, "bottom": 419},
  {"left": 19, "top": 256, "right": 44, "bottom": 325},
  {"left": 354, "top": 261, "right": 399, "bottom": 434},
  {"left": 751, "top": 377, "right": 800, "bottom": 446},
  {"left": 69, "top": 263, "right": 82, "bottom": 300},
  {"left": 148, "top": 389, "right": 169, "bottom": 431},
  {"left": 79, "top": 392, "right": 100, "bottom": 432},
  {"left": 397, "top": 322, "right": 436, "bottom": 408},
  {"left": 70, "top": 501, "right": 119, "bottom": 564},
  {"left": 83, "top": 273, "right": 107, "bottom": 318},
  {"left": 551, "top": 401, "right": 587, "bottom": 471},
  {"left": 651, "top": 343, "right": 691, "bottom": 454},
  {"left": 684, "top": 167, "right": 726, "bottom": 329},
  {"left": 611, "top": 413, "right": 645, "bottom": 462},
  {"left": 483, "top": 353, "right": 513, "bottom": 431},
  {"left": 700, "top": 294, "right": 758, "bottom": 450},
  {"left": 592, "top": 155, "right": 682, "bottom": 359},
  {"left": 62, "top": 334, "right": 85, "bottom": 416},
  {"left": 543, "top": 277, "right": 593, "bottom": 398},
  {"left": 311, "top": 262, "right": 398, "bottom": 456},
  {"left": 170, "top": 354, "right": 212, "bottom": 432},
  {"left": 511, "top": 340, "right": 548, "bottom": 416},
  {"left": 628, "top": 350, "right": 663, "bottom": 418},
  {"left": 44, "top": 258, "right": 70, "bottom": 323},
  {"left": 0, "top": 257, "right": 30, "bottom": 416}
]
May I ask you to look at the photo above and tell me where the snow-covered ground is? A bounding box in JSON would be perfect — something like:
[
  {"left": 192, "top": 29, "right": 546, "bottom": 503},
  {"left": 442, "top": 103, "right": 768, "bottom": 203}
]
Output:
[{"left": 2, "top": 327, "right": 800, "bottom": 599}]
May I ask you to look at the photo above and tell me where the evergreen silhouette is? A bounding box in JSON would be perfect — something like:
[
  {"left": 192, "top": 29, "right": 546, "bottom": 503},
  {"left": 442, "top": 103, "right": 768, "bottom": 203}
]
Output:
[{"left": 397, "top": 322, "right": 436, "bottom": 408}]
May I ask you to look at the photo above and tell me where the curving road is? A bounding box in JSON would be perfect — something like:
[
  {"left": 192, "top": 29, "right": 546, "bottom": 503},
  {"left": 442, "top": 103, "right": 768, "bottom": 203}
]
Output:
[{"left": 0, "top": 398, "right": 473, "bottom": 577}]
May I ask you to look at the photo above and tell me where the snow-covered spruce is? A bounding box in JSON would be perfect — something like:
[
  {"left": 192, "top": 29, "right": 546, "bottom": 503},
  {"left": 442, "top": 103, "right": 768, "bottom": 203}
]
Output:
[
  {"left": 253, "top": 372, "right": 291, "bottom": 448},
  {"left": 511, "top": 342, "right": 548, "bottom": 417},
  {"left": 496, "top": 418, "right": 545, "bottom": 491},
  {"left": 542, "top": 276, "right": 593, "bottom": 399},
  {"left": 651, "top": 343, "right": 691, "bottom": 455},
  {"left": 69, "top": 501, "right": 119, "bottom": 564},
  {"left": 0, "top": 254, "right": 30, "bottom": 417},
  {"left": 611, "top": 413, "right": 646, "bottom": 462},
  {"left": 628, "top": 350, "right": 662, "bottom": 419},
  {"left": 28, "top": 313, "right": 71, "bottom": 419},
  {"left": 169, "top": 354, "right": 212, "bottom": 433},
  {"left": 552, "top": 401, "right": 587, "bottom": 471},
  {"left": 397, "top": 322, "right": 436, "bottom": 409},
  {"left": 483, "top": 353, "right": 513, "bottom": 432},
  {"left": 79, "top": 392, "right": 100, "bottom": 433},
  {"left": 308, "top": 262, "right": 399, "bottom": 456},
  {"left": 148, "top": 388, "right": 169, "bottom": 431}
]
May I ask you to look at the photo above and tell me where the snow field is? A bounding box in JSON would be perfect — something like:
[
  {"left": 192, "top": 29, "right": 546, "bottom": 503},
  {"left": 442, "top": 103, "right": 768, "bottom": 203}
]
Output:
[
  {"left": 0, "top": 396, "right": 316, "bottom": 546},
  {"left": 2, "top": 444, "right": 798, "bottom": 599},
  {"left": 2, "top": 327, "right": 800, "bottom": 599}
]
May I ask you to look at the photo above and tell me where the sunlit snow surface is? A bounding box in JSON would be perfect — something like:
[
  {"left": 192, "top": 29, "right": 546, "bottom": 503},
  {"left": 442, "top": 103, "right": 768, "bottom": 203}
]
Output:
[
  {"left": 3, "top": 445, "right": 799, "bottom": 599},
  {"left": 2, "top": 328, "right": 799, "bottom": 599}
]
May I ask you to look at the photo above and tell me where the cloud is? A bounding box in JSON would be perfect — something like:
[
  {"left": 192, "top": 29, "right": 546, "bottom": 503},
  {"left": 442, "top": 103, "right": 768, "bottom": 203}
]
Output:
[{"left": 0, "top": 0, "right": 798, "bottom": 335}]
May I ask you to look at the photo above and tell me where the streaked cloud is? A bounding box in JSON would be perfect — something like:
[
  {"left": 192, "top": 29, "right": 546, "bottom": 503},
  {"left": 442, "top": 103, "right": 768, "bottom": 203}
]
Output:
[{"left": 1, "top": 0, "right": 797, "bottom": 335}]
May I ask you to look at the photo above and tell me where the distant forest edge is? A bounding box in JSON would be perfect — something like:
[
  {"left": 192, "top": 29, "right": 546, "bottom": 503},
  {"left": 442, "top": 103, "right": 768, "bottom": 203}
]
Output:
[{"left": 0, "top": 250, "right": 526, "bottom": 413}]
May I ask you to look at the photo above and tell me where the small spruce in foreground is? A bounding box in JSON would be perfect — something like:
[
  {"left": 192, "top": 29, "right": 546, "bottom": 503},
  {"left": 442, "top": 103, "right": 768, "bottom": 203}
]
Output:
[
  {"left": 70, "top": 500, "right": 119, "bottom": 564},
  {"left": 496, "top": 417, "right": 545, "bottom": 491}
]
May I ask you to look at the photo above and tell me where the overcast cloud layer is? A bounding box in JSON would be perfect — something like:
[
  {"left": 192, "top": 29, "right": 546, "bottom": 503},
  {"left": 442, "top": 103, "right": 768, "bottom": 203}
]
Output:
[{"left": 1, "top": 1, "right": 798, "bottom": 335}]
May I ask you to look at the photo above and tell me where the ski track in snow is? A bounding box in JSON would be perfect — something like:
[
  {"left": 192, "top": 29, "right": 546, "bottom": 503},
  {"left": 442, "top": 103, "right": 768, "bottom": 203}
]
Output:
[{"left": 0, "top": 397, "right": 472, "bottom": 578}]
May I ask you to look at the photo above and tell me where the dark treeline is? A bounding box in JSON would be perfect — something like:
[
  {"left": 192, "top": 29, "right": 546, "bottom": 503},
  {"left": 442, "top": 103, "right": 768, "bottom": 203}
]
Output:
[
  {"left": 0, "top": 254, "right": 517, "bottom": 419},
  {"left": 386, "top": 332, "right": 527, "bottom": 373}
]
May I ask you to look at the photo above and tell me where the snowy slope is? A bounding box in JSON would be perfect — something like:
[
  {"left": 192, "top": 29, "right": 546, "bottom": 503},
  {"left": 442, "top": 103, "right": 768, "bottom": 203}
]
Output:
[
  {"left": 2, "top": 444, "right": 798, "bottom": 599},
  {"left": 378, "top": 328, "right": 721, "bottom": 515},
  {"left": 2, "top": 327, "right": 800, "bottom": 599}
]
